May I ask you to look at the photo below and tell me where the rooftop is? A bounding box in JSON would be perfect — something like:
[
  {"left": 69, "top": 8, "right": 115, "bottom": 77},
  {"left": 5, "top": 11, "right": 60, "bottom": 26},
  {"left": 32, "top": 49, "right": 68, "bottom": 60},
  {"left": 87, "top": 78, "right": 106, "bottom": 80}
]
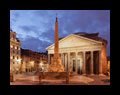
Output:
[
  {"left": 59, "top": 32, "right": 107, "bottom": 44},
  {"left": 21, "top": 48, "right": 47, "bottom": 55}
]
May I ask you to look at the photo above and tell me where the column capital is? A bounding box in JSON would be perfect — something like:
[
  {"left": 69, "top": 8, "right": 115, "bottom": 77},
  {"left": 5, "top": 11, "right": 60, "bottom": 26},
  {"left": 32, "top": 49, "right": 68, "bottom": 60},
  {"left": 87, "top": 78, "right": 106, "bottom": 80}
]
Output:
[
  {"left": 75, "top": 51, "right": 78, "bottom": 55},
  {"left": 75, "top": 51, "right": 78, "bottom": 53},
  {"left": 91, "top": 50, "right": 94, "bottom": 53},
  {"left": 60, "top": 51, "right": 63, "bottom": 54},
  {"left": 67, "top": 52, "right": 70, "bottom": 54},
  {"left": 83, "top": 51, "right": 86, "bottom": 53}
]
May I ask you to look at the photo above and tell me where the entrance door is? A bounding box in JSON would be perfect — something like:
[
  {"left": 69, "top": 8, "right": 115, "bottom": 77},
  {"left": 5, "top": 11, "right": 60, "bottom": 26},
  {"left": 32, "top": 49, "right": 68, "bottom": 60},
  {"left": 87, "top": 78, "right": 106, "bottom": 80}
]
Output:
[
  {"left": 93, "top": 51, "right": 99, "bottom": 74},
  {"left": 86, "top": 52, "right": 91, "bottom": 74},
  {"left": 73, "top": 60, "right": 76, "bottom": 72},
  {"left": 78, "top": 59, "right": 82, "bottom": 74}
]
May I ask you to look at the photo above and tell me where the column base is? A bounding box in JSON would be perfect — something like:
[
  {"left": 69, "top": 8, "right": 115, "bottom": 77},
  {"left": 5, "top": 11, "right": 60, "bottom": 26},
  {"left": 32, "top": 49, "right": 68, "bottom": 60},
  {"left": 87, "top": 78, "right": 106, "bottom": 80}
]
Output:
[
  {"left": 82, "top": 73, "right": 86, "bottom": 76},
  {"left": 90, "top": 73, "right": 94, "bottom": 76},
  {"left": 98, "top": 73, "right": 104, "bottom": 76}
]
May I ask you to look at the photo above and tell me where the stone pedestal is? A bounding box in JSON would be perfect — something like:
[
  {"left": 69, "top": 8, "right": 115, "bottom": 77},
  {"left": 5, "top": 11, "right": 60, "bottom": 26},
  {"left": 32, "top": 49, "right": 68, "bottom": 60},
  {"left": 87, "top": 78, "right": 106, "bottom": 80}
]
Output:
[{"left": 49, "top": 57, "right": 64, "bottom": 72}]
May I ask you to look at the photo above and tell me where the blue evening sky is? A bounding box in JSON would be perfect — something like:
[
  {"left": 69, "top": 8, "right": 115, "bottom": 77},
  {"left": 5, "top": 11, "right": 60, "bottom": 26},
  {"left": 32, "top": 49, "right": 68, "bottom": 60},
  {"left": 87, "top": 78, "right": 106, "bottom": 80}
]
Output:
[{"left": 10, "top": 10, "right": 110, "bottom": 56}]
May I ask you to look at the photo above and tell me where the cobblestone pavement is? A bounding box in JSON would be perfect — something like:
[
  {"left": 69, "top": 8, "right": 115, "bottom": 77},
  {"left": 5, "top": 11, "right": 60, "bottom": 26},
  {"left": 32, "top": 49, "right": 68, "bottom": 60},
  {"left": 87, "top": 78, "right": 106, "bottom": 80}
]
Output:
[
  {"left": 10, "top": 73, "right": 110, "bottom": 85},
  {"left": 86, "top": 75, "right": 110, "bottom": 85}
]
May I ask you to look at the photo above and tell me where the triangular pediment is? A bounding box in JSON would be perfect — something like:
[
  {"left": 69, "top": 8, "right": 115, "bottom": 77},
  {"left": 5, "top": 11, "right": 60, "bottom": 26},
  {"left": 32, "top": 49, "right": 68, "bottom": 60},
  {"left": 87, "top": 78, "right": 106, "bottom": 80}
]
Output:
[{"left": 46, "top": 34, "right": 102, "bottom": 50}]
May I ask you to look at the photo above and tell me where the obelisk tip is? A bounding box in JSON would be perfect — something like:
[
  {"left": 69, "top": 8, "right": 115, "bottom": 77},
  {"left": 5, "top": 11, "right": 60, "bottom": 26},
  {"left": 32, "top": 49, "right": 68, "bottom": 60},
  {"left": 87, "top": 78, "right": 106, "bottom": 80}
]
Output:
[{"left": 56, "top": 13, "right": 58, "bottom": 22}]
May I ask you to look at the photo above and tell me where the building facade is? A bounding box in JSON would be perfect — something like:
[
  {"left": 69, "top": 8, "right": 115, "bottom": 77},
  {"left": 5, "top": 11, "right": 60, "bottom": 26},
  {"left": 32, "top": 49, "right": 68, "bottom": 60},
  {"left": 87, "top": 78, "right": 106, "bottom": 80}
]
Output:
[
  {"left": 46, "top": 32, "right": 108, "bottom": 75},
  {"left": 107, "top": 56, "right": 110, "bottom": 74},
  {"left": 21, "top": 49, "right": 48, "bottom": 72},
  {"left": 10, "top": 30, "right": 21, "bottom": 73}
]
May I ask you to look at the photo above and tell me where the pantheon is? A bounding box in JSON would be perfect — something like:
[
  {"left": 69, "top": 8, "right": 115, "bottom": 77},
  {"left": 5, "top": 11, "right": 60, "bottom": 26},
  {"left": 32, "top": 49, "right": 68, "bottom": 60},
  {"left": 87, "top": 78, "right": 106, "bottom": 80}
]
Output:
[{"left": 46, "top": 32, "right": 107, "bottom": 75}]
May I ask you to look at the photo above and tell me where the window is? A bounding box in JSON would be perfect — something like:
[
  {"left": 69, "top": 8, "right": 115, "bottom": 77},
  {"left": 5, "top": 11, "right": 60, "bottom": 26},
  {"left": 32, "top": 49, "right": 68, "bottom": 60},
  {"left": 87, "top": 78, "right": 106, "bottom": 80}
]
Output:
[
  {"left": 13, "top": 35, "right": 15, "bottom": 39},
  {"left": 13, "top": 50, "right": 15, "bottom": 53},
  {"left": 13, "top": 62, "right": 14, "bottom": 64},
  {"left": 73, "top": 60, "right": 76, "bottom": 72},
  {"left": 17, "top": 56, "right": 19, "bottom": 60},
  {"left": 13, "top": 56, "right": 14, "bottom": 59},
  {"left": 10, "top": 56, "right": 12, "bottom": 59},
  {"left": 13, "top": 45, "right": 15, "bottom": 49},
  {"left": 10, "top": 45, "right": 13, "bottom": 48},
  {"left": 15, "top": 46, "right": 17, "bottom": 49},
  {"left": 17, "top": 46, "right": 19, "bottom": 50},
  {"left": 18, "top": 47, "right": 20, "bottom": 50}
]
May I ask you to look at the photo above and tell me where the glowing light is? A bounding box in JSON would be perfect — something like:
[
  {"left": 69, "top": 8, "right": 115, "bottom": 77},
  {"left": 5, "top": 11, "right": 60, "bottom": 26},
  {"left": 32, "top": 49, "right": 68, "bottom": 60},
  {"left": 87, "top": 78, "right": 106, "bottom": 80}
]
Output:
[
  {"left": 40, "top": 62, "right": 43, "bottom": 67},
  {"left": 16, "top": 68, "right": 19, "bottom": 71},
  {"left": 10, "top": 56, "right": 13, "bottom": 59},
  {"left": 16, "top": 58, "right": 22, "bottom": 63},
  {"left": 10, "top": 45, "right": 13, "bottom": 48},
  {"left": 30, "top": 61, "right": 34, "bottom": 67}
]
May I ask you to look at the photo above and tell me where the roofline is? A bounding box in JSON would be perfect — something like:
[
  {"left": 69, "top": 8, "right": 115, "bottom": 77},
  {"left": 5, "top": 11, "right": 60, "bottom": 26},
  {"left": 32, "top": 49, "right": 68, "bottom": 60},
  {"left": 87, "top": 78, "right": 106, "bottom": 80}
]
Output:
[
  {"left": 21, "top": 48, "right": 47, "bottom": 54},
  {"left": 46, "top": 34, "right": 102, "bottom": 50}
]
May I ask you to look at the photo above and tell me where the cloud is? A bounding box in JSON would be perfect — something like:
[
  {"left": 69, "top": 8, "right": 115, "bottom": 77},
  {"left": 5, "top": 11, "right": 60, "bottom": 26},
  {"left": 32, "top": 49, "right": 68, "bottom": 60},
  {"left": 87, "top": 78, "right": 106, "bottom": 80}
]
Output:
[
  {"left": 10, "top": 10, "right": 21, "bottom": 28},
  {"left": 10, "top": 10, "right": 110, "bottom": 56},
  {"left": 19, "top": 25, "right": 39, "bottom": 33},
  {"left": 39, "top": 28, "right": 55, "bottom": 43},
  {"left": 21, "top": 36, "right": 51, "bottom": 52}
]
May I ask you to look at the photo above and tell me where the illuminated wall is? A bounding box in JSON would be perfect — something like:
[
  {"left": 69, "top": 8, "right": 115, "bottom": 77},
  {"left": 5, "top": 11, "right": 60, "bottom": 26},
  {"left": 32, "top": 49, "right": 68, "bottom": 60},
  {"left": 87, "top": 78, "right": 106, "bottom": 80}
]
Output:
[
  {"left": 21, "top": 49, "right": 48, "bottom": 72},
  {"left": 10, "top": 30, "right": 21, "bottom": 73},
  {"left": 108, "top": 60, "right": 110, "bottom": 72},
  {"left": 101, "top": 42, "right": 108, "bottom": 74}
]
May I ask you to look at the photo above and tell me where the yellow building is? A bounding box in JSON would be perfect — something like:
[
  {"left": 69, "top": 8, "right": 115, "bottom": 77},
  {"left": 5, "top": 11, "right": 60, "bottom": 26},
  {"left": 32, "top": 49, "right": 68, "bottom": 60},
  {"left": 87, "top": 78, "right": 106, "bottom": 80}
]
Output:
[
  {"left": 21, "top": 49, "right": 48, "bottom": 72},
  {"left": 10, "top": 30, "right": 21, "bottom": 73}
]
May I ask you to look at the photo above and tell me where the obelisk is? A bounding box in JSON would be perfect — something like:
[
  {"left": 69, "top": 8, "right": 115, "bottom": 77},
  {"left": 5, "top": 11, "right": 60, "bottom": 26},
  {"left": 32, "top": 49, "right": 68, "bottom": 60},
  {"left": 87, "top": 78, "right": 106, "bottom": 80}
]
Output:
[{"left": 49, "top": 13, "right": 64, "bottom": 72}]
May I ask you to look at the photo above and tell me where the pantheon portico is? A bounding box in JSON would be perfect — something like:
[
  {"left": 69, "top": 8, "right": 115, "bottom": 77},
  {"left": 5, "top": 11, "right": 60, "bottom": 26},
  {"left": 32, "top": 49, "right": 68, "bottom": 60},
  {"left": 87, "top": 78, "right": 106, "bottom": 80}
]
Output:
[{"left": 46, "top": 33, "right": 108, "bottom": 75}]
